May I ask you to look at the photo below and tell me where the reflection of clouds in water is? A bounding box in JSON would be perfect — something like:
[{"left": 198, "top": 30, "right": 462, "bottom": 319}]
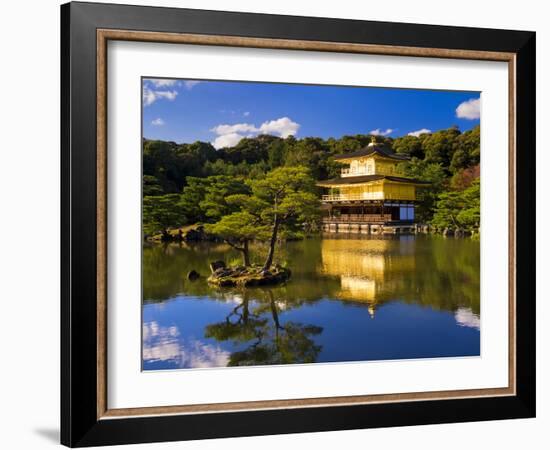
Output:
[
  {"left": 143, "top": 321, "right": 179, "bottom": 340},
  {"left": 454, "top": 307, "right": 480, "bottom": 330},
  {"left": 213, "top": 293, "right": 242, "bottom": 304},
  {"left": 143, "top": 321, "right": 230, "bottom": 368},
  {"left": 275, "top": 300, "right": 288, "bottom": 311}
]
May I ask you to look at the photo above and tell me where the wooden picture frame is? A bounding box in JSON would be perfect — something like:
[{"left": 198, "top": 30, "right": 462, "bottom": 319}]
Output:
[{"left": 61, "top": 1, "right": 535, "bottom": 447}]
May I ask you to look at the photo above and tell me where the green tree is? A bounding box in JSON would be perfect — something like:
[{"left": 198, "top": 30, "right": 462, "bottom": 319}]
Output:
[
  {"left": 142, "top": 175, "right": 164, "bottom": 196},
  {"left": 422, "top": 126, "right": 461, "bottom": 169},
  {"left": 199, "top": 176, "right": 250, "bottom": 221},
  {"left": 326, "top": 134, "right": 373, "bottom": 155},
  {"left": 180, "top": 175, "right": 251, "bottom": 225},
  {"left": 219, "top": 135, "right": 274, "bottom": 164},
  {"left": 449, "top": 147, "right": 470, "bottom": 173},
  {"left": 392, "top": 135, "right": 425, "bottom": 158},
  {"left": 142, "top": 194, "right": 185, "bottom": 239},
  {"left": 431, "top": 179, "right": 480, "bottom": 231},
  {"left": 267, "top": 139, "right": 286, "bottom": 169},
  {"left": 204, "top": 211, "right": 267, "bottom": 266},
  {"left": 449, "top": 126, "right": 480, "bottom": 173},
  {"left": 142, "top": 139, "right": 181, "bottom": 194},
  {"left": 456, "top": 179, "right": 480, "bottom": 230},
  {"left": 455, "top": 125, "right": 480, "bottom": 168},
  {"left": 284, "top": 137, "right": 329, "bottom": 179},
  {"left": 177, "top": 141, "right": 217, "bottom": 164},
  {"left": 204, "top": 167, "right": 319, "bottom": 269},
  {"left": 143, "top": 139, "right": 217, "bottom": 195},
  {"left": 203, "top": 159, "right": 229, "bottom": 176},
  {"left": 179, "top": 177, "right": 210, "bottom": 223},
  {"left": 248, "top": 167, "right": 320, "bottom": 270}
]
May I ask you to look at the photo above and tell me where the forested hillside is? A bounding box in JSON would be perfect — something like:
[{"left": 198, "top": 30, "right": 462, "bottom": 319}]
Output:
[{"left": 143, "top": 126, "right": 480, "bottom": 236}]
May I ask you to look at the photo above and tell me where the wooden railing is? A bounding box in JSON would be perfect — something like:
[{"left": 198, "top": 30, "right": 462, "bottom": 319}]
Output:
[
  {"left": 322, "top": 193, "right": 384, "bottom": 201},
  {"left": 340, "top": 168, "right": 372, "bottom": 177},
  {"left": 323, "top": 214, "right": 392, "bottom": 223}
]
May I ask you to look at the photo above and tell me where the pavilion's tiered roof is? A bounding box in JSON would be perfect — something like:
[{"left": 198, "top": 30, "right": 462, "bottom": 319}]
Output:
[
  {"left": 317, "top": 174, "right": 429, "bottom": 187},
  {"left": 332, "top": 144, "right": 410, "bottom": 162}
]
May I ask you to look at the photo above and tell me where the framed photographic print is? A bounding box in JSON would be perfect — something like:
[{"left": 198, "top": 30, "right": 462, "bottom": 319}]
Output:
[{"left": 61, "top": 1, "right": 536, "bottom": 447}]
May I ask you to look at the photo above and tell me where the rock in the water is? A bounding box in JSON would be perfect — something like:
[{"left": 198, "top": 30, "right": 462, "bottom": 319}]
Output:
[
  {"left": 210, "top": 260, "right": 226, "bottom": 273},
  {"left": 187, "top": 270, "right": 200, "bottom": 281},
  {"left": 417, "top": 224, "right": 430, "bottom": 234},
  {"left": 214, "top": 268, "right": 233, "bottom": 277},
  {"left": 183, "top": 229, "right": 199, "bottom": 241},
  {"left": 207, "top": 265, "right": 291, "bottom": 288},
  {"left": 181, "top": 225, "right": 203, "bottom": 241}
]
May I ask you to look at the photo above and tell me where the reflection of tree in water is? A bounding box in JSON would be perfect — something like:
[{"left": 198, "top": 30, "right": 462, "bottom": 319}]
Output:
[
  {"left": 143, "top": 241, "right": 240, "bottom": 302},
  {"left": 144, "top": 236, "right": 480, "bottom": 317},
  {"left": 205, "top": 289, "right": 322, "bottom": 366}
]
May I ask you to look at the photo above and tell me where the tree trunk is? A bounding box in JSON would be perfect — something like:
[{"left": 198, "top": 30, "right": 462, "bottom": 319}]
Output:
[
  {"left": 268, "top": 293, "right": 282, "bottom": 351},
  {"left": 269, "top": 297, "right": 281, "bottom": 330},
  {"left": 241, "top": 240, "right": 251, "bottom": 266},
  {"left": 242, "top": 297, "right": 249, "bottom": 323},
  {"left": 262, "top": 217, "right": 279, "bottom": 271},
  {"left": 225, "top": 239, "right": 251, "bottom": 266}
]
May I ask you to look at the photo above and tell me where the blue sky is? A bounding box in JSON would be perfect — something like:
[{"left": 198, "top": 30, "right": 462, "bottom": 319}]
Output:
[{"left": 142, "top": 78, "right": 480, "bottom": 148}]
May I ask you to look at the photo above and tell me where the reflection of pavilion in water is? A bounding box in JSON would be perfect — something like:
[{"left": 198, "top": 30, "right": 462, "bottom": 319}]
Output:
[{"left": 320, "top": 237, "right": 416, "bottom": 317}]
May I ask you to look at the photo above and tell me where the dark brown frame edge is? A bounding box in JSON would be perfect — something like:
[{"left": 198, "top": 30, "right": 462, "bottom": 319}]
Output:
[{"left": 61, "top": 1, "right": 536, "bottom": 447}]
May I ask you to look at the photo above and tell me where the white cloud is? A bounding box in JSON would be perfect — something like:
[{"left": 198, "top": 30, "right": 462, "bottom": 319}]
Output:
[
  {"left": 151, "top": 118, "right": 165, "bottom": 126},
  {"left": 145, "top": 79, "right": 200, "bottom": 90},
  {"left": 142, "top": 321, "right": 230, "bottom": 368},
  {"left": 210, "top": 116, "right": 300, "bottom": 149},
  {"left": 369, "top": 128, "right": 394, "bottom": 136},
  {"left": 212, "top": 132, "right": 245, "bottom": 149},
  {"left": 243, "top": 111, "right": 250, "bottom": 117},
  {"left": 259, "top": 117, "right": 300, "bottom": 137},
  {"left": 454, "top": 307, "right": 480, "bottom": 330},
  {"left": 408, "top": 128, "right": 431, "bottom": 137},
  {"left": 155, "top": 90, "right": 177, "bottom": 101},
  {"left": 147, "top": 78, "right": 178, "bottom": 88},
  {"left": 142, "top": 79, "right": 199, "bottom": 106},
  {"left": 210, "top": 123, "right": 257, "bottom": 135},
  {"left": 143, "top": 87, "right": 178, "bottom": 107},
  {"left": 182, "top": 80, "right": 201, "bottom": 89},
  {"left": 456, "top": 98, "right": 480, "bottom": 120},
  {"left": 142, "top": 87, "right": 156, "bottom": 107}
]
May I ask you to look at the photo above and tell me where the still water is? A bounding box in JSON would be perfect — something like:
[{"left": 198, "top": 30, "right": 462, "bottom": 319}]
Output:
[{"left": 143, "top": 235, "right": 480, "bottom": 370}]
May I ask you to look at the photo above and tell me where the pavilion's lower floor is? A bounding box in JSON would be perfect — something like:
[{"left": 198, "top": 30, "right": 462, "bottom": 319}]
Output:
[
  {"left": 321, "top": 201, "right": 417, "bottom": 234},
  {"left": 322, "top": 201, "right": 416, "bottom": 224},
  {"left": 322, "top": 221, "right": 417, "bottom": 234}
]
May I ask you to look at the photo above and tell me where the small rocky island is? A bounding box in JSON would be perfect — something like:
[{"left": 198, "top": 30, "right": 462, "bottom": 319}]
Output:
[{"left": 207, "top": 260, "right": 291, "bottom": 288}]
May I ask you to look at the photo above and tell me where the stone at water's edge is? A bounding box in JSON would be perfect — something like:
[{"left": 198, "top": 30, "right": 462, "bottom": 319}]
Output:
[
  {"left": 209, "top": 260, "right": 226, "bottom": 273},
  {"left": 187, "top": 270, "right": 200, "bottom": 281},
  {"left": 207, "top": 265, "right": 291, "bottom": 288}
]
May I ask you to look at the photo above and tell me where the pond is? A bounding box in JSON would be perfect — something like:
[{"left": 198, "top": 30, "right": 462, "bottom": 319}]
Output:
[{"left": 142, "top": 235, "right": 480, "bottom": 370}]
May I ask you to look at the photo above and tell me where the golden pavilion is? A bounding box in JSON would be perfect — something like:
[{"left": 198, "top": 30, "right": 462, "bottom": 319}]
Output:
[{"left": 317, "top": 138, "right": 429, "bottom": 233}]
